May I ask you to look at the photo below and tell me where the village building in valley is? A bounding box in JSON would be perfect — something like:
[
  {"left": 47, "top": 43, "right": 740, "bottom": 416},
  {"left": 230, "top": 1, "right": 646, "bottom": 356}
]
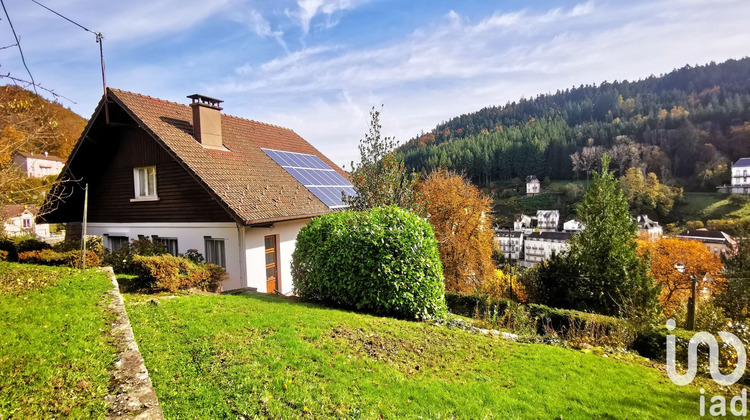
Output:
[{"left": 40, "top": 89, "right": 354, "bottom": 293}]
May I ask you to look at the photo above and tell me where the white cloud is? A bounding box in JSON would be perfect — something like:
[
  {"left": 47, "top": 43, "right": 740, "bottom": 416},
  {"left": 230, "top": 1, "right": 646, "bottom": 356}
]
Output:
[{"left": 291, "top": 0, "right": 370, "bottom": 33}]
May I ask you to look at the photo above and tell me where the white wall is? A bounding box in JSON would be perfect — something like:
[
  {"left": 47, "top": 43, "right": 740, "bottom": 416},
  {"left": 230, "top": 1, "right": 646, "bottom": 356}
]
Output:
[
  {"left": 243, "top": 219, "right": 310, "bottom": 295},
  {"left": 87, "top": 222, "right": 243, "bottom": 290}
]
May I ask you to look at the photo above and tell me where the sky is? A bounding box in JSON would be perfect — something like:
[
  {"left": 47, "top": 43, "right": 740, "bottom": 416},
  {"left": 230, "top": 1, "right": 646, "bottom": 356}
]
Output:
[{"left": 1, "top": 0, "right": 749, "bottom": 168}]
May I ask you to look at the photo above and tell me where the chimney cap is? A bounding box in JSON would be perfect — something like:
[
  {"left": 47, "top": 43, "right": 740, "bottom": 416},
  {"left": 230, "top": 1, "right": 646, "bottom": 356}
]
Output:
[{"left": 187, "top": 94, "right": 223, "bottom": 110}]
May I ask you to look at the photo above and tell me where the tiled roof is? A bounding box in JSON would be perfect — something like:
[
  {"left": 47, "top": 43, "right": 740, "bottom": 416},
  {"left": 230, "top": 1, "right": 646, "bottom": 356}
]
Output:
[
  {"left": 734, "top": 158, "right": 750, "bottom": 168},
  {"left": 15, "top": 151, "right": 66, "bottom": 163},
  {"left": 109, "top": 88, "right": 346, "bottom": 224},
  {"left": 1, "top": 204, "right": 38, "bottom": 219}
]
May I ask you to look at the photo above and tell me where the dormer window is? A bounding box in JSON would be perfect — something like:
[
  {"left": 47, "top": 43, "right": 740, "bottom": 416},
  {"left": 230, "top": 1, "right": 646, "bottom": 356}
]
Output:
[{"left": 132, "top": 166, "right": 158, "bottom": 201}]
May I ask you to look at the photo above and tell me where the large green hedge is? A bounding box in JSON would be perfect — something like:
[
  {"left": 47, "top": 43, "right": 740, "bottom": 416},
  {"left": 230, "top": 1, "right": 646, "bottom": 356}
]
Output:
[{"left": 292, "top": 206, "right": 447, "bottom": 320}]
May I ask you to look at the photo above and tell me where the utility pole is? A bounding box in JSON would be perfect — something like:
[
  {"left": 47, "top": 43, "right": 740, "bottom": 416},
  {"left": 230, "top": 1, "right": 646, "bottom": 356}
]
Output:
[{"left": 81, "top": 183, "right": 88, "bottom": 271}]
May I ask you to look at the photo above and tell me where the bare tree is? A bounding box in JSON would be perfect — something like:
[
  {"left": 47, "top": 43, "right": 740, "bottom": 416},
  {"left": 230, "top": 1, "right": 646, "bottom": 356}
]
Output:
[{"left": 571, "top": 145, "right": 604, "bottom": 182}]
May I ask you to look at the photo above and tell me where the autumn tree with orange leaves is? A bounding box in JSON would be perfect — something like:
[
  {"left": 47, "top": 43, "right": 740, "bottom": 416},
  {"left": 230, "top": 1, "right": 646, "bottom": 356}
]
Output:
[
  {"left": 419, "top": 169, "right": 495, "bottom": 292},
  {"left": 637, "top": 237, "right": 725, "bottom": 316}
]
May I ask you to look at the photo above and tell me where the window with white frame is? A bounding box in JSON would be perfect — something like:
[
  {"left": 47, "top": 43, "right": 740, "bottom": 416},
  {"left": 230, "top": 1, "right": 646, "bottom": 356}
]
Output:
[
  {"left": 22, "top": 218, "right": 32, "bottom": 228},
  {"left": 204, "top": 237, "right": 226, "bottom": 268},
  {"left": 133, "top": 166, "right": 157, "bottom": 199}
]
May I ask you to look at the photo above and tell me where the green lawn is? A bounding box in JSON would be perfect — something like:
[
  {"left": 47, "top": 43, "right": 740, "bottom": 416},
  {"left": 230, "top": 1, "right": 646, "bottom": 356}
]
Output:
[
  {"left": 126, "top": 292, "right": 707, "bottom": 419},
  {"left": 673, "top": 192, "right": 741, "bottom": 222},
  {"left": 0, "top": 262, "right": 116, "bottom": 418}
]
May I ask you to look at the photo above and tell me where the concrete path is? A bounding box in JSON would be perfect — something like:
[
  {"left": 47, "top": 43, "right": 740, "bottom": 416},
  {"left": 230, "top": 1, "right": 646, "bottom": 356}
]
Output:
[{"left": 100, "top": 267, "right": 164, "bottom": 419}]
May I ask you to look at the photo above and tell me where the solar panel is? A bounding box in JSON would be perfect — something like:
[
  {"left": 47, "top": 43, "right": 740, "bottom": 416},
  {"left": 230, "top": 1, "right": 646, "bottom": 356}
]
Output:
[{"left": 261, "top": 148, "right": 355, "bottom": 208}]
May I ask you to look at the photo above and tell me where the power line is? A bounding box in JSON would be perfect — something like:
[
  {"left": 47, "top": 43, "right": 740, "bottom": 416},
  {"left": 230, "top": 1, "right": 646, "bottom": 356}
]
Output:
[
  {"left": 29, "top": 0, "right": 97, "bottom": 35},
  {"left": 0, "top": 0, "right": 37, "bottom": 95}
]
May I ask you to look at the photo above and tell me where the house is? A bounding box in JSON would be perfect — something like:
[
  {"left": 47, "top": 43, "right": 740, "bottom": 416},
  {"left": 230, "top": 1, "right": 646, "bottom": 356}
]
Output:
[
  {"left": 718, "top": 158, "right": 750, "bottom": 194},
  {"left": 536, "top": 210, "right": 560, "bottom": 231},
  {"left": 40, "top": 89, "right": 354, "bottom": 293},
  {"left": 2, "top": 204, "right": 53, "bottom": 239},
  {"left": 13, "top": 151, "right": 65, "bottom": 178},
  {"left": 675, "top": 229, "right": 737, "bottom": 257},
  {"left": 730, "top": 158, "right": 750, "bottom": 194},
  {"left": 514, "top": 214, "right": 533, "bottom": 233},
  {"left": 636, "top": 215, "right": 663, "bottom": 240},
  {"left": 494, "top": 229, "right": 523, "bottom": 261},
  {"left": 526, "top": 175, "right": 540, "bottom": 196},
  {"left": 563, "top": 219, "right": 584, "bottom": 232},
  {"left": 521, "top": 231, "right": 572, "bottom": 268}
]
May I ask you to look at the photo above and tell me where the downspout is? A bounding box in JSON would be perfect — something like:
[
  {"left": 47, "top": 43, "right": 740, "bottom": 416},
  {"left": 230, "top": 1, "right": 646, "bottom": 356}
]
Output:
[{"left": 237, "top": 223, "right": 247, "bottom": 288}]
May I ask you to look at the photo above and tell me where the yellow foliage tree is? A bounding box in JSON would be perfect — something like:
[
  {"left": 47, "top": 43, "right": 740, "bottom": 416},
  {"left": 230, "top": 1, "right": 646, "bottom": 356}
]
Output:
[
  {"left": 637, "top": 238, "right": 725, "bottom": 316},
  {"left": 419, "top": 169, "right": 495, "bottom": 293},
  {"left": 480, "top": 268, "right": 528, "bottom": 303}
]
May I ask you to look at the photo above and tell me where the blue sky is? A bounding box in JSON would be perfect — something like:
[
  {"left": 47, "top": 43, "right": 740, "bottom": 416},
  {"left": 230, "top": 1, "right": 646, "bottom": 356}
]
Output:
[{"left": 1, "top": 0, "right": 749, "bottom": 167}]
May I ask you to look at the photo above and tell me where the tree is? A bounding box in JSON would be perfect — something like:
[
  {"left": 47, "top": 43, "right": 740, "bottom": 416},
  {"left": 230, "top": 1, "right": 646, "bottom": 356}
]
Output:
[
  {"left": 0, "top": 86, "right": 84, "bottom": 209},
  {"left": 418, "top": 168, "right": 495, "bottom": 292},
  {"left": 568, "top": 154, "right": 659, "bottom": 318},
  {"left": 618, "top": 167, "right": 682, "bottom": 218},
  {"left": 718, "top": 235, "right": 750, "bottom": 321},
  {"left": 570, "top": 145, "right": 604, "bottom": 182},
  {"left": 637, "top": 238, "right": 725, "bottom": 317},
  {"left": 346, "top": 107, "right": 421, "bottom": 211}
]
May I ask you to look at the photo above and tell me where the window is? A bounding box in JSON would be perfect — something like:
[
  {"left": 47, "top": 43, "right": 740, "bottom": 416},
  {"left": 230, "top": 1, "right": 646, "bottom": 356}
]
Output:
[
  {"left": 22, "top": 218, "right": 32, "bottom": 228},
  {"left": 133, "top": 166, "right": 157, "bottom": 199},
  {"left": 153, "top": 236, "right": 179, "bottom": 256},
  {"left": 108, "top": 236, "right": 129, "bottom": 252},
  {"left": 205, "top": 237, "right": 226, "bottom": 268}
]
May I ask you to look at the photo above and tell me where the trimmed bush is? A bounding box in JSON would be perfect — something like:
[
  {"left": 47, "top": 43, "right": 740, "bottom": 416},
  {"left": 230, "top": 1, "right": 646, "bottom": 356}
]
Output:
[
  {"left": 0, "top": 237, "right": 18, "bottom": 262},
  {"left": 132, "top": 254, "right": 226, "bottom": 292},
  {"left": 18, "top": 249, "right": 101, "bottom": 268},
  {"left": 0, "top": 250, "right": 8, "bottom": 261},
  {"left": 292, "top": 206, "right": 447, "bottom": 320},
  {"left": 444, "top": 292, "right": 512, "bottom": 319}
]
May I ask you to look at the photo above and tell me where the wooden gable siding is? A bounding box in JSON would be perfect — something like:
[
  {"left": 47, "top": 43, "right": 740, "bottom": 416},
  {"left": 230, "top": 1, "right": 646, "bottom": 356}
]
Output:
[{"left": 85, "top": 125, "right": 234, "bottom": 224}]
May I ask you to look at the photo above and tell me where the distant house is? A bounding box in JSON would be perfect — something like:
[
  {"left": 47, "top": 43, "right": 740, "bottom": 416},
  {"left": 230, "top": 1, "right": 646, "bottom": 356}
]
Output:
[
  {"left": 40, "top": 89, "right": 354, "bottom": 293},
  {"left": 2, "top": 205, "right": 52, "bottom": 239},
  {"left": 536, "top": 210, "right": 560, "bottom": 232},
  {"left": 494, "top": 229, "right": 524, "bottom": 261},
  {"left": 675, "top": 229, "right": 737, "bottom": 257},
  {"left": 563, "top": 219, "right": 584, "bottom": 232},
  {"left": 522, "top": 231, "right": 572, "bottom": 268},
  {"left": 514, "top": 214, "right": 533, "bottom": 232},
  {"left": 13, "top": 151, "right": 65, "bottom": 178},
  {"left": 526, "top": 175, "right": 540, "bottom": 196},
  {"left": 718, "top": 158, "right": 750, "bottom": 194},
  {"left": 636, "top": 215, "right": 662, "bottom": 240}
]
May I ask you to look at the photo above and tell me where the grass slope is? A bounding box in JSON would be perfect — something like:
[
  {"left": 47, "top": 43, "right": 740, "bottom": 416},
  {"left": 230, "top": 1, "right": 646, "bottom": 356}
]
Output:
[
  {"left": 0, "top": 263, "right": 116, "bottom": 418},
  {"left": 126, "top": 293, "right": 704, "bottom": 419}
]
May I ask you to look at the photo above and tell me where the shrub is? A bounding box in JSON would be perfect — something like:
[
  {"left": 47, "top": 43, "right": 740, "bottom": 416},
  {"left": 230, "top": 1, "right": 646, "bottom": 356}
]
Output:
[
  {"left": 18, "top": 249, "right": 101, "bottom": 268},
  {"left": 103, "top": 238, "right": 167, "bottom": 274},
  {"left": 15, "top": 237, "right": 51, "bottom": 253},
  {"left": 132, "top": 254, "right": 226, "bottom": 292},
  {"left": 292, "top": 206, "right": 447, "bottom": 320},
  {"left": 0, "top": 250, "right": 8, "bottom": 261},
  {"left": 182, "top": 249, "right": 205, "bottom": 265},
  {"left": 54, "top": 236, "right": 105, "bottom": 259},
  {"left": 0, "top": 237, "right": 15, "bottom": 261},
  {"left": 729, "top": 194, "right": 750, "bottom": 206}
]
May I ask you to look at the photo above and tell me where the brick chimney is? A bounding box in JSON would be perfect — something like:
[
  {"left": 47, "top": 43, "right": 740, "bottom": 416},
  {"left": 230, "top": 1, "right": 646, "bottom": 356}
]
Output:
[{"left": 188, "top": 94, "right": 223, "bottom": 148}]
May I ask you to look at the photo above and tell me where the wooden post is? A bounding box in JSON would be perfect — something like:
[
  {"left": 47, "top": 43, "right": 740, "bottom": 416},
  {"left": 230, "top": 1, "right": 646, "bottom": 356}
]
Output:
[{"left": 81, "top": 183, "right": 88, "bottom": 271}]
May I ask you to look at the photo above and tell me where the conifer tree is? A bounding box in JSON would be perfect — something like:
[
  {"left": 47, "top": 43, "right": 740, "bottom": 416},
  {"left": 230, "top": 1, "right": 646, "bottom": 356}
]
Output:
[{"left": 569, "top": 154, "right": 659, "bottom": 318}]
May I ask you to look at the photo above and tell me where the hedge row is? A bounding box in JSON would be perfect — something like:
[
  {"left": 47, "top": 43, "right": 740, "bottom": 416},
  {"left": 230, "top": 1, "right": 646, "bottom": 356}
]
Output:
[
  {"left": 445, "top": 291, "right": 628, "bottom": 339},
  {"left": 292, "top": 206, "right": 447, "bottom": 320},
  {"left": 18, "top": 250, "right": 102, "bottom": 268}
]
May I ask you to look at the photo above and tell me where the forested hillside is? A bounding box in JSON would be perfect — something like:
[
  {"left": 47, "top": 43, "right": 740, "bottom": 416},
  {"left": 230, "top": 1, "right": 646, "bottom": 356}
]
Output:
[{"left": 399, "top": 58, "right": 750, "bottom": 189}]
